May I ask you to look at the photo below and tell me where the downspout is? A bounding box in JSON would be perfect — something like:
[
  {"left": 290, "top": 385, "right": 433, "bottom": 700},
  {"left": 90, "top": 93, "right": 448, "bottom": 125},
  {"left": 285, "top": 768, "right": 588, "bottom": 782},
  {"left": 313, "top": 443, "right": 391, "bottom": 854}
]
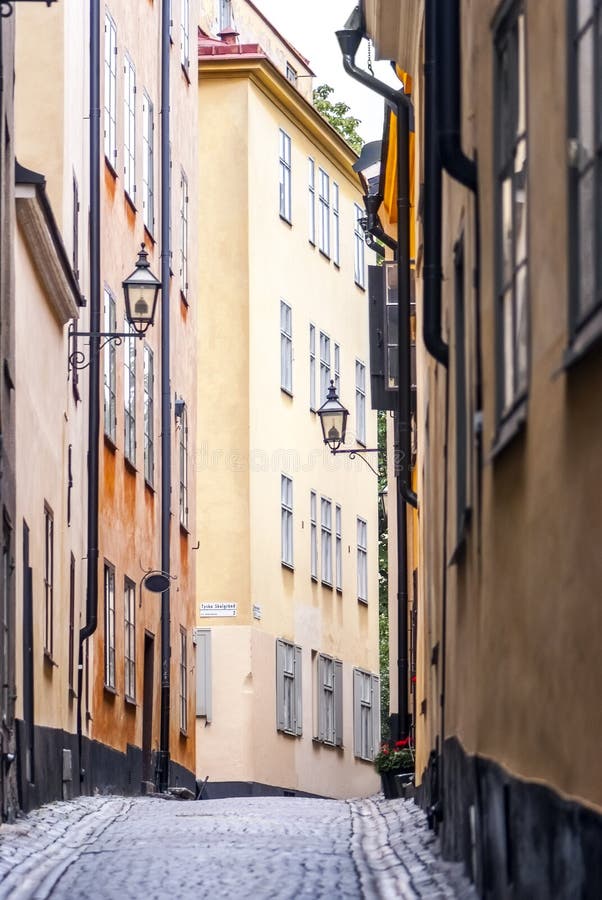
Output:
[
  {"left": 157, "top": 0, "right": 171, "bottom": 794},
  {"left": 77, "top": 0, "right": 101, "bottom": 783}
]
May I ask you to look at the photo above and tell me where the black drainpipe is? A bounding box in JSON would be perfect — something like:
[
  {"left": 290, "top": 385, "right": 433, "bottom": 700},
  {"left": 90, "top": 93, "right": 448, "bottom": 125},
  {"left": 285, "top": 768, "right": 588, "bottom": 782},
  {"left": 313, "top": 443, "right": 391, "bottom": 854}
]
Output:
[
  {"left": 77, "top": 0, "right": 101, "bottom": 784},
  {"left": 157, "top": 0, "right": 171, "bottom": 794},
  {"left": 337, "top": 8, "right": 415, "bottom": 739}
]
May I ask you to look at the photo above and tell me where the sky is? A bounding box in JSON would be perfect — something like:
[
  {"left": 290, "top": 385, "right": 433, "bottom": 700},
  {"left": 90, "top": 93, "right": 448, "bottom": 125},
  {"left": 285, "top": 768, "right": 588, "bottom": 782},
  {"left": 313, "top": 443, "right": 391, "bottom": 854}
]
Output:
[{"left": 251, "top": 0, "right": 399, "bottom": 145}]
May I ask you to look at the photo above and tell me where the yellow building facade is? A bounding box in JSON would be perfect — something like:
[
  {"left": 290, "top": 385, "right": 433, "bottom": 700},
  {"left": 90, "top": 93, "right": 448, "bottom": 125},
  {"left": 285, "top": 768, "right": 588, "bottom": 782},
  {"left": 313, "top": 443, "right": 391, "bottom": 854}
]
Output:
[{"left": 195, "top": 1, "right": 381, "bottom": 799}]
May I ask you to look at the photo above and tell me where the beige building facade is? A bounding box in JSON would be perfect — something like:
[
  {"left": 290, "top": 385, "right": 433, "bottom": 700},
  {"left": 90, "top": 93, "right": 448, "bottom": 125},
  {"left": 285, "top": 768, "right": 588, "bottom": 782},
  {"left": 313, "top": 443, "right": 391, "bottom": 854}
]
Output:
[
  {"left": 195, "top": 1, "right": 381, "bottom": 800},
  {"left": 357, "top": 0, "right": 602, "bottom": 894}
]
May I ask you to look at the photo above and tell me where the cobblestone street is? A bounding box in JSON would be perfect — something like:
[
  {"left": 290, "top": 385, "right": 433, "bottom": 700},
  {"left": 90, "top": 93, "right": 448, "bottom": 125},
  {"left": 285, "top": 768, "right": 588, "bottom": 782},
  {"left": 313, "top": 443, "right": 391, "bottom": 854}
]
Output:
[{"left": 0, "top": 795, "right": 476, "bottom": 899}]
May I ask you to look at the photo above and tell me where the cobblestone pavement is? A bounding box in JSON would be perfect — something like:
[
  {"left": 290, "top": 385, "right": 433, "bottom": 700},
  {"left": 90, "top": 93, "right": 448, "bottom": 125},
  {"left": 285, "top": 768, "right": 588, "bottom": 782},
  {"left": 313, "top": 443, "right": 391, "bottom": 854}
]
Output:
[{"left": 0, "top": 794, "right": 476, "bottom": 899}]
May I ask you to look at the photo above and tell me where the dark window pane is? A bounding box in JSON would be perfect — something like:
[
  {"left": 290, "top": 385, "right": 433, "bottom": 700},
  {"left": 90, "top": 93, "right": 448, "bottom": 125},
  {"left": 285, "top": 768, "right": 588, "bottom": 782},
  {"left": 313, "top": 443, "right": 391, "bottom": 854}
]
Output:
[
  {"left": 578, "top": 166, "right": 596, "bottom": 320},
  {"left": 578, "top": 26, "right": 595, "bottom": 164}
]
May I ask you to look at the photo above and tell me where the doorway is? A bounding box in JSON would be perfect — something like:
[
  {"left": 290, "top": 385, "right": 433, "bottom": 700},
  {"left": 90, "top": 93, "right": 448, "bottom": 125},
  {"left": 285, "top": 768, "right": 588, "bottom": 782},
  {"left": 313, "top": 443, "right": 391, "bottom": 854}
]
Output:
[{"left": 142, "top": 632, "right": 154, "bottom": 786}]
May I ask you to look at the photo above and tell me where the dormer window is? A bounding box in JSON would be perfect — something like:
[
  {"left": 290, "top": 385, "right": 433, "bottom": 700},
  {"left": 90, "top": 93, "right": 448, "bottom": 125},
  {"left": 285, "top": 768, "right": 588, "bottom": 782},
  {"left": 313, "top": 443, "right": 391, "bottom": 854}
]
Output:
[
  {"left": 286, "top": 63, "right": 297, "bottom": 85},
  {"left": 219, "top": 0, "right": 232, "bottom": 31}
]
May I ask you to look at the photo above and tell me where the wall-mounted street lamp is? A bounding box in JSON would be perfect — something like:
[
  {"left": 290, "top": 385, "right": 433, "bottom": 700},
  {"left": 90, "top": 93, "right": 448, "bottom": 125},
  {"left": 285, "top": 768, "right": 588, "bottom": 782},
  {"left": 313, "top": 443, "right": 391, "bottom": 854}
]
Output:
[
  {"left": 1, "top": 0, "right": 57, "bottom": 17},
  {"left": 317, "top": 380, "right": 379, "bottom": 475},
  {"left": 68, "top": 244, "right": 160, "bottom": 371},
  {"left": 353, "top": 140, "right": 397, "bottom": 256}
]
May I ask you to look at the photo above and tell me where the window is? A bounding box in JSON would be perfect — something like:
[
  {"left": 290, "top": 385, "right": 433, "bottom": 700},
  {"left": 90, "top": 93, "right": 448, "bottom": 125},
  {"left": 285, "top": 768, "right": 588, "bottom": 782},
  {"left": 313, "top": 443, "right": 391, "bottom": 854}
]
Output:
[
  {"left": 180, "top": 0, "right": 190, "bottom": 69},
  {"left": 219, "top": 0, "right": 232, "bottom": 31},
  {"left": 321, "top": 497, "right": 332, "bottom": 586},
  {"left": 355, "top": 360, "right": 366, "bottom": 445},
  {"left": 179, "top": 403, "right": 188, "bottom": 528},
  {"left": 180, "top": 628, "right": 188, "bottom": 733},
  {"left": 180, "top": 169, "right": 189, "bottom": 299},
  {"left": 333, "top": 182, "right": 340, "bottom": 266},
  {"left": 43, "top": 504, "right": 53, "bottom": 657},
  {"left": 104, "top": 12, "right": 117, "bottom": 167},
  {"left": 309, "top": 324, "right": 317, "bottom": 410},
  {"left": 195, "top": 628, "right": 212, "bottom": 721},
  {"left": 280, "top": 300, "right": 292, "bottom": 394},
  {"left": 72, "top": 175, "right": 79, "bottom": 282},
  {"left": 142, "top": 92, "right": 154, "bottom": 233},
  {"left": 454, "top": 236, "right": 469, "bottom": 550},
  {"left": 319, "top": 331, "right": 331, "bottom": 403},
  {"left": 124, "top": 320, "right": 136, "bottom": 465},
  {"left": 308, "top": 158, "right": 316, "bottom": 244},
  {"left": 357, "top": 517, "right": 367, "bottom": 603},
  {"left": 279, "top": 129, "right": 292, "bottom": 222},
  {"left": 281, "top": 474, "right": 293, "bottom": 567},
  {"left": 104, "top": 562, "right": 116, "bottom": 690},
  {"left": 353, "top": 669, "right": 380, "bottom": 761},
  {"left": 310, "top": 491, "right": 318, "bottom": 580},
  {"left": 124, "top": 577, "right": 136, "bottom": 701},
  {"left": 494, "top": 2, "right": 528, "bottom": 420},
  {"left": 68, "top": 554, "right": 75, "bottom": 693},
  {"left": 317, "top": 654, "right": 343, "bottom": 746},
  {"left": 335, "top": 504, "right": 342, "bottom": 591},
  {"left": 286, "top": 63, "right": 297, "bottom": 85},
  {"left": 354, "top": 203, "right": 366, "bottom": 288},
  {"left": 144, "top": 346, "right": 154, "bottom": 485},
  {"left": 276, "top": 638, "right": 302, "bottom": 736},
  {"left": 318, "top": 168, "right": 330, "bottom": 256},
  {"left": 103, "top": 288, "right": 116, "bottom": 442},
  {"left": 568, "top": 0, "right": 602, "bottom": 349},
  {"left": 334, "top": 343, "right": 341, "bottom": 395},
  {"left": 2, "top": 529, "right": 10, "bottom": 720},
  {"left": 123, "top": 54, "right": 136, "bottom": 200}
]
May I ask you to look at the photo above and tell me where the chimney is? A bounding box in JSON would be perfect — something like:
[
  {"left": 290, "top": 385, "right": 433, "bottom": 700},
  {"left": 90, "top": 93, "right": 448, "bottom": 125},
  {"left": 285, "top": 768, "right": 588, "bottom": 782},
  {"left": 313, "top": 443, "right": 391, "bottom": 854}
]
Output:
[{"left": 218, "top": 27, "right": 239, "bottom": 46}]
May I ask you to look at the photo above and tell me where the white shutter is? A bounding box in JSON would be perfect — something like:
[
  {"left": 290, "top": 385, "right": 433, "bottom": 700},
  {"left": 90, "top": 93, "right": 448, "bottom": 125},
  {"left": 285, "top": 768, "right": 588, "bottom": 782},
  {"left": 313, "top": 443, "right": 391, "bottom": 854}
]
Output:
[
  {"left": 294, "top": 644, "right": 303, "bottom": 736},
  {"left": 195, "top": 630, "right": 212, "bottom": 722},
  {"left": 276, "top": 639, "right": 286, "bottom": 732},
  {"left": 317, "top": 655, "right": 326, "bottom": 742},
  {"left": 334, "top": 660, "right": 343, "bottom": 747},
  {"left": 353, "top": 668, "right": 362, "bottom": 758},
  {"left": 371, "top": 674, "right": 380, "bottom": 760}
]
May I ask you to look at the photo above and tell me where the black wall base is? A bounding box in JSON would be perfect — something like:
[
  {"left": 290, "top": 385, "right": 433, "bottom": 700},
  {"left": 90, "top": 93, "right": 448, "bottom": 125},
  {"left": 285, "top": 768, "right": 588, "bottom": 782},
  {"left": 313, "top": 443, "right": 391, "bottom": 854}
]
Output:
[
  {"left": 15, "top": 720, "right": 195, "bottom": 815},
  {"left": 202, "top": 780, "right": 327, "bottom": 800},
  {"left": 417, "top": 736, "right": 602, "bottom": 899}
]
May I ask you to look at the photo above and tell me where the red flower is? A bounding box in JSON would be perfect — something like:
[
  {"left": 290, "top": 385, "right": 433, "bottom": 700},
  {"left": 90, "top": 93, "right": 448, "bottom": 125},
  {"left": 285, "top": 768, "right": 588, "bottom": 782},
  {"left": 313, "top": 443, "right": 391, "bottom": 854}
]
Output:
[{"left": 395, "top": 739, "right": 409, "bottom": 748}]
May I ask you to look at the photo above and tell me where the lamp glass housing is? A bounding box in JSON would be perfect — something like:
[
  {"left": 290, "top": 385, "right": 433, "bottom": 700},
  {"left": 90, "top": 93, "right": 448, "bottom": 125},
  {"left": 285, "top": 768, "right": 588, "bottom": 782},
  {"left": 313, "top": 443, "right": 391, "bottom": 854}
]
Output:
[
  {"left": 317, "top": 381, "right": 349, "bottom": 451},
  {"left": 122, "top": 244, "right": 161, "bottom": 336}
]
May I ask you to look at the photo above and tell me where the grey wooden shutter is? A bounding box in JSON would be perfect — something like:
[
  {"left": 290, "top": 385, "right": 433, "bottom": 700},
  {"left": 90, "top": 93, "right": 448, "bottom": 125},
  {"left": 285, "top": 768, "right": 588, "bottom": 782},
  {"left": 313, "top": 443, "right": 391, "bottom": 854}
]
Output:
[
  {"left": 317, "top": 655, "right": 326, "bottom": 742},
  {"left": 334, "top": 660, "right": 343, "bottom": 747},
  {"left": 195, "top": 630, "right": 212, "bottom": 722},
  {"left": 294, "top": 644, "right": 303, "bottom": 736},
  {"left": 353, "top": 668, "right": 362, "bottom": 758},
  {"left": 276, "top": 639, "right": 286, "bottom": 732},
  {"left": 371, "top": 674, "right": 380, "bottom": 760}
]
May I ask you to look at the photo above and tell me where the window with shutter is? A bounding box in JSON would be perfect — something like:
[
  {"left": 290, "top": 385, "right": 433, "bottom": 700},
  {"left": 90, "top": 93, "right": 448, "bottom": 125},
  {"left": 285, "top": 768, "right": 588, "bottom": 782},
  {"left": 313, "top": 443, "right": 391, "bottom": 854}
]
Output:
[
  {"left": 276, "top": 638, "right": 302, "bottom": 737},
  {"left": 195, "top": 629, "right": 212, "bottom": 721},
  {"left": 353, "top": 667, "right": 378, "bottom": 760},
  {"left": 334, "top": 659, "right": 343, "bottom": 747}
]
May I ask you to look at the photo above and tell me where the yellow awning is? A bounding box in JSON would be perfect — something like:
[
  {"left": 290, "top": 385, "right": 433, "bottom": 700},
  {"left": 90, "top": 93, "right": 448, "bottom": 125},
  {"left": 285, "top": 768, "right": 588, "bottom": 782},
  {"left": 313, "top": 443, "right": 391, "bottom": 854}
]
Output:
[{"left": 381, "top": 69, "right": 415, "bottom": 265}]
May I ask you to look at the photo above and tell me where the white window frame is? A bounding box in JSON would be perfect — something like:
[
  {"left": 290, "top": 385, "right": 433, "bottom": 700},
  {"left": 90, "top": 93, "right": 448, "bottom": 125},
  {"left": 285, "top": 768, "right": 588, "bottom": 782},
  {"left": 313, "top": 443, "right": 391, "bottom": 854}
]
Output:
[
  {"left": 279, "top": 129, "right": 292, "bottom": 222},
  {"left": 319, "top": 331, "right": 331, "bottom": 404},
  {"left": 123, "top": 53, "right": 136, "bottom": 201},
  {"left": 124, "top": 319, "right": 136, "bottom": 465},
  {"left": 142, "top": 92, "right": 154, "bottom": 233},
  {"left": 180, "top": 627, "right": 188, "bottom": 734},
  {"left": 179, "top": 403, "right": 188, "bottom": 528},
  {"left": 335, "top": 504, "right": 342, "bottom": 592},
  {"left": 276, "top": 638, "right": 302, "bottom": 736},
  {"left": 281, "top": 474, "right": 293, "bottom": 568},
  {"left": 280, "top": 300, "right": 292, "bottom": 394},
  {"left": 355, "top": 359, "right": 366, "bottom": 445},
  {"left": 180, "top": 168, "right": 189, "bottom": 299},
  {"left": 124, "top": 576, "right": 136, "bottom": 702},
  {"left": 195, "top": 628, "right": 212, "bottom": 721},
  {"left": 43, "top": 504, "right": 53, "bottom": 657},
  {"left": 310, "top": 490, "right": 318, "bottom": 580},
  {"left": 354, "top": 202, "right": 366, "bottom": 288},
  {"left": 321, "top": 497, "right": 332, "bottom": 586},
  {"left": 180, "top": 0, "right": 190, "bottom": 69},
  {"left": 309, "top": 324, "right": 316, "bottom": 410},
  {"left": 318, "top": 168, "right": 330, "bottom": 257},
  {"left": 353, "top": 668, "right": 380, "bottom": 761},
  {"left": 333, "top": 181, "right": 340, "bottom": 266},
  {"left": 104, "top": 12, "right": 117, "bottom": 167},
  {"left": 317, "top": 654, "right": 343, "bottom": 747},
  {"left": 308, "top": 158, "right": 316, "bottom": 244},
  {"left": 219, "top": 0, "right": 232, "bottom": 32},
  {"left": 104, "top": 562, "right": 116, "bottom": 690},
  {"left": 286, "top": 62, "right": 298, "bottom": 85},
  {"left": 144, "top": 345, "right": 154, "bottom": 485},
  {"left": 103, "top": 288, "right": 117, "bottom": 442},
  {"left": 357, "top": 517, "right": 368, "bottom": 603},
  {"left": 334, "top": 343, "right": 341, "bottom": 395}
]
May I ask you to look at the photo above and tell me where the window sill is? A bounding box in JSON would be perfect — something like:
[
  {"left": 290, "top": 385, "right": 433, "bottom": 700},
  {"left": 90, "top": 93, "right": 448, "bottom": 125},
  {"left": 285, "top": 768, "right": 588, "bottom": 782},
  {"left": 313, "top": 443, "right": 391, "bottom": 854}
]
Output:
[
  {"left": 336, "top": 587, "right": 343, "bottom": 595},
  {"left": 277, "top": 727, "right": 301, "bottom": 739},
  {"left": 563, "top": 305, "right": 602, "bottom": 371},
  {"left": 103, "top": 684, "right": 118, "bottom": 697},
  {"left": 448, "top": 510, "right": 471, "bottom": 567},
  {"left": 43, "top": 650, "right": 58, "bottom": 668},
  {"left": 124, "top": 191, "right": 137, "bottom": 214},
  {"left": 180, "top": 520, "right": 190, "bottom": 537},
  {"left": 357, "top": 597, "right": 368, "bottom": 606},
  {"left": 319, "top": 249, "right": 331, "bottom": 262},
  {"left": 124, "top": 456, "right": 137, "bottom": 476},
  {"left": 321, "top": 580, "right": 333, "bottom": 590},
  {"left": 281, "top": 387, "right": 293, "bottom": 399},
  {"left": 104, "top": 156, "right": 118, "bottom": 179},
  {"left": 180, "top": 728, "right": 188, "bottom": 739},
  {"left": 279, "top": 214, "right": 292, "bottom": 227},
  {"left": 354, "top": 281, "right": 366, "bottom": 292},
  {"left": 311, "top": 575, "right": 318, "bottom": 583},
  {"left": 489, "top": 397, "right": 527, "bottom": 462},
  {"left": 281, "top": 561, "right": 294, "bottom": 573},
  {"left": 144, "top": 478, "right": 155, "bottom": 494},
  {"left": 309, "top": 239, "right": 316, "bottom": 248},
  {"left": 143, "top": 225, "right": 156, "bottom": 246},
  {"left": 104, "top": 433, "right": 117, "bottom": 453},
  {"left": 124, "top": 695, "right": 137, "bottom": 709},
  {"left": 312, "top": 737, "right": 343, "bottom": 750},
  {"left": 334, "top": 262, "right": 341, "bottom": 271},
  {"left": 181, "top": 63, "right": 191, "bottom": 85},
  {"left": 68, "top": 687, "right": 78, "bottom": 700},
  {"left": 180, "top": 289, "right": 189, "bottom": 308}
]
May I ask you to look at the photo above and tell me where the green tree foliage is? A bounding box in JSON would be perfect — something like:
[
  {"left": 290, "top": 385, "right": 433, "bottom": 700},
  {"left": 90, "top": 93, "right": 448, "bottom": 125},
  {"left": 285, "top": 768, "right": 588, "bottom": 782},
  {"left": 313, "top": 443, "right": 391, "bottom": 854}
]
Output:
[
  {"left": 313, "top": 84, "right": 364, "bottom": 154},
  {"left": 377, "top": 411, "right": 390, "bottom": 739}
]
